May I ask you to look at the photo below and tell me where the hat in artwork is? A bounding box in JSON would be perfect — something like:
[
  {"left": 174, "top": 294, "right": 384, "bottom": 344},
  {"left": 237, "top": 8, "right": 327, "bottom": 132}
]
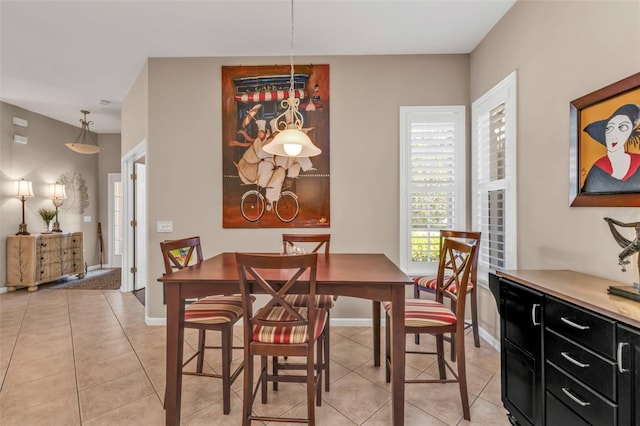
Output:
[
  {"left": 255, "top": 120, "right": 266, "bottom": 132},
  {"left": 584, "top": 103, "right": 640, "bottom": 146}
]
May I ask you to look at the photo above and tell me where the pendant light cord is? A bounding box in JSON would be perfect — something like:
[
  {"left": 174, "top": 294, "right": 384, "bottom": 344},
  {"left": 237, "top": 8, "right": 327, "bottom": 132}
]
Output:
[{"left": 289, "top": 0, "right": 295, "bottom": 95}]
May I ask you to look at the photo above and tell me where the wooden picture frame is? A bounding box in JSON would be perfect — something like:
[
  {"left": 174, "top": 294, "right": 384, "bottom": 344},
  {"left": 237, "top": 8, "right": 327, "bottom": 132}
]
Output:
[
  {"left": 221, "top": 64, "right": 330, "bottom": 228},
  {"left": 569, "top": 72, "right": 640, "bottom": 207}
]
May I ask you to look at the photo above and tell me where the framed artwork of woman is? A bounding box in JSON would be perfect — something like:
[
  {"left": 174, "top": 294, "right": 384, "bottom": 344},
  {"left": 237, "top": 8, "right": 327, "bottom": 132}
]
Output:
[{"left": 570, "top": 72, "right": 640, "bottom": 207}]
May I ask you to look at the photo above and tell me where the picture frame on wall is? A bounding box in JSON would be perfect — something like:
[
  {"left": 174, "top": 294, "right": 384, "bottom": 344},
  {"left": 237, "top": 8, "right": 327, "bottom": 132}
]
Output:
[
  {"left": 221, "top": 64, "right": 330, "bottom": 228},
  {"left": 569, "top": 72, "right": 640, "bottom": 207}
]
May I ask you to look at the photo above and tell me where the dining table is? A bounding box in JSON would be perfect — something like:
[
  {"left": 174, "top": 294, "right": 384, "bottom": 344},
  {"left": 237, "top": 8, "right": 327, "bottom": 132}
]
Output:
[{"left": 158, "top": 252, "right": 413, "bottom": 425}]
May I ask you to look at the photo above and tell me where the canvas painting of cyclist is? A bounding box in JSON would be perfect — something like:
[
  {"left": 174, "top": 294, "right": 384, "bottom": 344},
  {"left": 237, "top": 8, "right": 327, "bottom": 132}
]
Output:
[{"left": 222, "top": 64, "right": 330, "bottom": 227}]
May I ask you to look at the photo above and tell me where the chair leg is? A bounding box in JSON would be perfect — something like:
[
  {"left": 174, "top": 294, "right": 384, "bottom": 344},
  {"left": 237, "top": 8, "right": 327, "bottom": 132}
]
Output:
[
  {"left": 272, "top": 356, "right": 279, "bottom": 391},
  {"left": 261, "top": 356, "right": 268, "bottom": 404},
  {"left": 435, "top": 334, "right": 446, "bottom": 380},
  {"left": 316, "top": 334, "right": 323, "bottom": 406},
  {"left": 324, "top": 310, "right": 330, "bottom": 392},
  {"left": 384, "top": 311, "right": 391, "bottom": 383},
  {"left": 470, "top": 288, "right": 480, "bottom": 348},
  {"left": 414, "top": 285, "right": 421, "bottom": 345},
  {"left": 196, "top": 329, "right": 206, "bottom": 373},
  {"left": 242, "top": 351, "right": 253, "bottom": 426},
  {"left": 456, "top": 328, "right": 471, "bottom": 420},
  {"left": 307, "top": 344, "right": 316, "bottom": 426},
  {"left": 221, "top": 326, "right": 232, "bottom": 415}
]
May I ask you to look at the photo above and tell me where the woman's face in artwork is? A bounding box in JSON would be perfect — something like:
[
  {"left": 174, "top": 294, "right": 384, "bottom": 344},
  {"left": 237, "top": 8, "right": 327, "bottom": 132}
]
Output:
[{"left": 605, "top": 114, "right": 633, "bottom": 153}]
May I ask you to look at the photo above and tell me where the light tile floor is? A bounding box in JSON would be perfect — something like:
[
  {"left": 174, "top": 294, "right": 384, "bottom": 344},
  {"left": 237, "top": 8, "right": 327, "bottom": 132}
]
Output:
[{"left": 0, "top": 288, "right": 509, "bottom": 425}]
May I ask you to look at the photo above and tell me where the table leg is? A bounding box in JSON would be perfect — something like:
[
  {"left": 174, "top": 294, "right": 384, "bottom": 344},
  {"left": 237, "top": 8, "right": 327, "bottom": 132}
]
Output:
[
  {"left": 372, "top": 301, "right": 381, "bottom": 366},
  {"left": 165, "top": 284, "right": 185, "bottom": 426},
  {"left": 390, "top": 286, "right": 405, "bottom": 426}
]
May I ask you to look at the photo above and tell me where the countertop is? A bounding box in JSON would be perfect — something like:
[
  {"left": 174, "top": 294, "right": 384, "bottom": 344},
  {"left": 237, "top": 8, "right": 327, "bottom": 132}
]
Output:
[{"left": 496, "top": 269, "right": 640, "bottom": 329}]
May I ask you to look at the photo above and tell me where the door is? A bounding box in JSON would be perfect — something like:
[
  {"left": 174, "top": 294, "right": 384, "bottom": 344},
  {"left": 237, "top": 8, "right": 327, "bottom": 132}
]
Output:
[
  {"left": 134, "top": 162, "right": 147, "bottom": 290},
  {"left": 108, "top": 173, "right": 122, "bottom": 268},
  {"left": 618, "top": 324, "right": 640, "bottom": 426}
]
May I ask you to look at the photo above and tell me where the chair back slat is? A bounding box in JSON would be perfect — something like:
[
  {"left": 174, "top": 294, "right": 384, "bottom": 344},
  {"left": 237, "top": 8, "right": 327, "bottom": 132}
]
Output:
[
  {"left": 434, "top": 237, "right": 477, "bottom": 319},
  {"left": 439, "top": 230, "right": 481, "bottom": 290},
  {"left": 160, "top": 236, "right": 203, "bottom": 274},
  {"left": 282, "top": 234, "right": 330, "bottom": 255},
  {"left": 235, "top": 253, "right": 318, "bottom": 344}
]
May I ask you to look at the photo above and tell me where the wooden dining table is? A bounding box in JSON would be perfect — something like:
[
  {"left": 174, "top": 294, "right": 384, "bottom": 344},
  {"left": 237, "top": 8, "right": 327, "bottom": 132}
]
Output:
[{"left": 158, "top": 252, "right": 413, "bottom": 425}]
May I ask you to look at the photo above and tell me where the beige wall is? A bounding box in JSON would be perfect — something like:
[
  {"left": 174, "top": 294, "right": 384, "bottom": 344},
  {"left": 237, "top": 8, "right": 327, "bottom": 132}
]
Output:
[
  {"left": 141, "top": 55, "right": 470, "bottom": 319},
  {"left": 122, "top": 61, "right": 149, "bottom": 155},
  {"left": 0, "top": 103, "right": 117, "bottom": 280},
  {"left": 470, "top": 0, "right": 640, "bottom": 338}
]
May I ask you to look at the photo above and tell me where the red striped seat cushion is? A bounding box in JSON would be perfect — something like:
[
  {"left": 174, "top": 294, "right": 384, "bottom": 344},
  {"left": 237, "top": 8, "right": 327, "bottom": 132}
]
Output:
[
  {"left": 283, "top": 294, "right": 335, "bottom": 310},
  {"left": 252, "top": 307, "right": 328, "bottom": 344},
  {"left": 413, "top": 276, "right": 475, "bottom": 294},
  {"left": 184, "top": 295, "right": 247, "bottom": 325},
  {"left": 382, "top": 300, "right": 456, "bottom": 328}
]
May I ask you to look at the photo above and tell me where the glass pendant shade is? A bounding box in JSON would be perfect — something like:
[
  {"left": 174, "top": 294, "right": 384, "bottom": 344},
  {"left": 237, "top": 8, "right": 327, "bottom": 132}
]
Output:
[
  {"left": 66, "top": 110, "right": 102, "bottom": 154},
  {"left": 264, "top": 127, "right": 321, "bottom": 157}
]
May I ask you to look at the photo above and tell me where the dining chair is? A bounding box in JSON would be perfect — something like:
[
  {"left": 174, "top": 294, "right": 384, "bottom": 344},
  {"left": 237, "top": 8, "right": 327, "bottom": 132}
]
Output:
[
  {"left": 384, "top": 237, "right": 477, "bottom": 421},
  {"left": 277, "top": 233, "right": 332, "bottom": 391},
  {"left": 236, "top": 252, "right": 326, "bottom": 426},
  {"left": 160, "top": 236, "right": 251, "bottom": 415},
  {"left": 412, "top": 230, "right": 481, "bottom": 354}
]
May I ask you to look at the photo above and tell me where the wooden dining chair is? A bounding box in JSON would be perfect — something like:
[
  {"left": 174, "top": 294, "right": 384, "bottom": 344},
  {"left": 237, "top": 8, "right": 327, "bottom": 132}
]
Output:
[
  {"left": 160, "top": 236, "right": 251, "bottom": 415},
  {"left": 236, "top": 252, "right": 326, "bottom": 426},
  {"left": 384, "top": 237, "right": 477, "bottom": 421},
  {"left": 277, "top": 233, "right": 332, "bottom": 391},
  {"left": 412, "top": 230, "right": 481, "bottom": 355}
]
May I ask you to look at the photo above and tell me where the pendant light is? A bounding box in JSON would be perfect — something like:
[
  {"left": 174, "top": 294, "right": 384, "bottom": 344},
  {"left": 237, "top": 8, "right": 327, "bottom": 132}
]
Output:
[
  {"left": 65, "top": 110, "right": 102, "bottom": 154},
  {"left": 263, "top": 0, "right": 321, "bottom": 158}
]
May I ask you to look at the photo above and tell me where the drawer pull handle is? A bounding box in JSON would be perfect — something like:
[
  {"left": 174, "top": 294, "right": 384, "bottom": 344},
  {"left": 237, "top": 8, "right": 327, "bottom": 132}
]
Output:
[
  {"left": 618, "top": 342, "right": 630, "bottom": 373},
  {"left": 560, "top": 352, "right": 590, "bottom": 368},
  {"left": 560, "top": 317, "right": 590, "bottom": 330},
  {"left": 531, "top": 303, "right": 541, "bottom": 326},
  {"left": 561, "top": 387, "right": 590, "bottom": 407}
]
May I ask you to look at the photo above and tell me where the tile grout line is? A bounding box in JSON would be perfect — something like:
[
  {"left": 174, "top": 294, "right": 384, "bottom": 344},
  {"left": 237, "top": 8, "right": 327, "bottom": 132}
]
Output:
[
  {"left": 65, "top": 289, "right": 84, "bottom": 425},
  {"left": 0, "top": 293, "right": 29, "bottom": 393}
]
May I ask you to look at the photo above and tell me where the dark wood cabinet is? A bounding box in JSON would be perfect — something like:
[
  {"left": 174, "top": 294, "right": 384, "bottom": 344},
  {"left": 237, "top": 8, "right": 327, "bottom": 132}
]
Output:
[
  {"left": 499, "top": 278, "right": 544, "bottom": 426},
  {"left": 491, "top": 271, "right": 640, "bottom": 426},
  {"left": 617, "top": 324, "right": 640, "bottom": 426}
]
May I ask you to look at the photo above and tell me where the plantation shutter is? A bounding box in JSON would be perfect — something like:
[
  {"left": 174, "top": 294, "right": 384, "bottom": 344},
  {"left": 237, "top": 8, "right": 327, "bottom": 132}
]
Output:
[
  {"left": 400, "top": 107, "right": 465, "bottom": 275},
  {"left": 472, "top": 71, "right": 517, "bottom": 281}
]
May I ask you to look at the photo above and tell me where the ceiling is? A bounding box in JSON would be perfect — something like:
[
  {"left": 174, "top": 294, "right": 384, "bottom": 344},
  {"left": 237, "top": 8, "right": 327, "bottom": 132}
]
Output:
[{"left": 0, "top": 0, "right": 516, "bottom": 133}]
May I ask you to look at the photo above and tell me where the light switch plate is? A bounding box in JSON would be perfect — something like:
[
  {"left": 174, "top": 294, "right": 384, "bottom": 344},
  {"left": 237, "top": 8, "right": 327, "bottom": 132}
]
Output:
[
  {"left": 157, "top": 221, "right": 173, "bottom": 233},
  {"left": 83, "top": 216, "right": 91, "bottom": 222}
]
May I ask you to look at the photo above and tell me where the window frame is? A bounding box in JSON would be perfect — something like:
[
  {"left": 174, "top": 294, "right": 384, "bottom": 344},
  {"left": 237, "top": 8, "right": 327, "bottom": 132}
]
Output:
[
  {"left": 399, "top": 105, "right": 466, "bottom": 276},
  {"left": 471, "top": 71, "right": 518, "bottom": 285}
]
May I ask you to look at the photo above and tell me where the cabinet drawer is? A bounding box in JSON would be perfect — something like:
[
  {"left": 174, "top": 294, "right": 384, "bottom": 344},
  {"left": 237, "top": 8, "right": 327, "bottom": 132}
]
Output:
[
  {"left": 545, "top": 329, "right": 616, "bottom": 401},
  {"left": 546, "top": 391, "right": 589, "bottom": 426},
  {"left": 545, "top": 296, "right": 615, "bottom": 359},
  {"left": 546, "top": 362, "right": 617, "bottom": 426}
]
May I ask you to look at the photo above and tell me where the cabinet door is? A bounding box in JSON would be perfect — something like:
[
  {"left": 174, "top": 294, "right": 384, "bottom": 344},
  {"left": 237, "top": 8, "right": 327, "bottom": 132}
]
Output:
[
  {"left": 501, "top": 279, "right": 544, "bottom": 426},
  {"left": 618, "top": 324, "right": 640, "bottom": 426}
]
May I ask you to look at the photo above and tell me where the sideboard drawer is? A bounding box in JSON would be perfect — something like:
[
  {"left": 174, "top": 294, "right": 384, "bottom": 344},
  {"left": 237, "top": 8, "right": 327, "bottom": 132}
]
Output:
[
  {"left": 545, "top": 328, "right": 616, "bottom": 401},
  {"left": 546, "top": 362, "right": 617, "bottom": 426},
  {"left": 546, "top": 391, "right": 589, "bottom": 426},
  {"left": 545, "top": 296, "right": 616, "bottom": 359}
]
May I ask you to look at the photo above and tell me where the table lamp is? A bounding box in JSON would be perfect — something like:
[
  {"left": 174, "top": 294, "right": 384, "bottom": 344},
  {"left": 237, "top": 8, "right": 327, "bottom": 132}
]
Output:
[
  {"left": 15, "top": 179, "right": 34, "bottom": 235},
  {"left": 49, "top": 183, "right": 67, "bottom": 233}
]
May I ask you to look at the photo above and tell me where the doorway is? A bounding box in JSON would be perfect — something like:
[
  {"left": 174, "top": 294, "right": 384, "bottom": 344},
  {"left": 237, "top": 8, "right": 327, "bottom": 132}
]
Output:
[{"left": 121, "top": 140, "right": 147, "bottom": 298}]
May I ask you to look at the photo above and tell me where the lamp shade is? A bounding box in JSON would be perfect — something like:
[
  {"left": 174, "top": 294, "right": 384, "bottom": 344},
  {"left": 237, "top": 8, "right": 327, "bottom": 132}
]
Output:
[
  {"left": 14, "top": 179, "right": 34, "bottom": 198},
  {"left": 263, "top": 128, "right": 321, "bottom": 158},
  {"left": 48, "top": 183, "right": 67, "bottom": 200}
]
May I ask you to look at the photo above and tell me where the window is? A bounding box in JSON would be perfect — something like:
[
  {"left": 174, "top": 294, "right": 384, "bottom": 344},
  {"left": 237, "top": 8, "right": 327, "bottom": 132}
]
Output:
[
  {"left": 472, "top": 71, "right": 517, "bottom": 284},
  {"left": 399, "top": 106, "right": 466, "bottom": 275}
]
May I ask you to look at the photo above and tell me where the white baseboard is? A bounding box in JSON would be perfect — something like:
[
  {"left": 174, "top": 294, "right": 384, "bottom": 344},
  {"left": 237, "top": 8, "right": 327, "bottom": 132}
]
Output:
[
  {"left": 0, "top": 287, "right": 7, "bottom": 294},
  {"left": 145, "top": 316, "right": 167, "bottom": 326}
]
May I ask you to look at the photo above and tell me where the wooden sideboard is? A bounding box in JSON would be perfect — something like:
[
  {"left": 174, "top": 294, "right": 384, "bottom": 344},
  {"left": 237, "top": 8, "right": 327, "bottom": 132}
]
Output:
[
  {"left": 490, "top": 270, "right": 640, "bottom": 426},
  {"left": 6, "top": 232, "right": 85, "bottom": 292}
]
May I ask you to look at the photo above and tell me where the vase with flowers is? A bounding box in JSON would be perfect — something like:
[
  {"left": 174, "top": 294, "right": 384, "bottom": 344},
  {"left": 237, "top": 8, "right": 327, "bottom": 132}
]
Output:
[{"left": 38, "top": 208, "right": 56, "bottom": 233}]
